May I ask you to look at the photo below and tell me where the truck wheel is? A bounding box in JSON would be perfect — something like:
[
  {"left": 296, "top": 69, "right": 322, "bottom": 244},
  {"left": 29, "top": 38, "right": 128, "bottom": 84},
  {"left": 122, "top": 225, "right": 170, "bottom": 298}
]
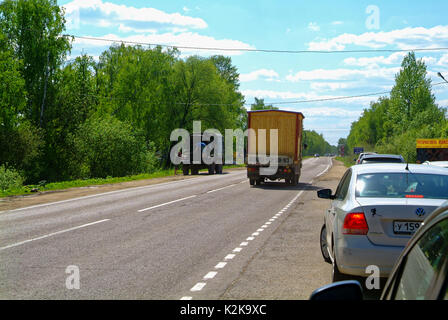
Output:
[
  {"left": 182, "top": 168, "right": 189, "bottom": 175},
  {"left": 249, "top": 179, "right": 255, "bottom": 186},
  {"left": 216, "top": 164, "right": 223, "bottom": 174},
  {"left": 192, "top": 169, "right": 199, "bottom": 175},
  {"left": 208, "top": 167, "right": 215, "bottom": 175}
]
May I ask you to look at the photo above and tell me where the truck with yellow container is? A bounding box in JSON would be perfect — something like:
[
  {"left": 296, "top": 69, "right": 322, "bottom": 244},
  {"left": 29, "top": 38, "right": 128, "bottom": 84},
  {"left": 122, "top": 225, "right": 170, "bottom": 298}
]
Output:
[{"left": 246, "top": 110, "right": 305, "bottom": 186}]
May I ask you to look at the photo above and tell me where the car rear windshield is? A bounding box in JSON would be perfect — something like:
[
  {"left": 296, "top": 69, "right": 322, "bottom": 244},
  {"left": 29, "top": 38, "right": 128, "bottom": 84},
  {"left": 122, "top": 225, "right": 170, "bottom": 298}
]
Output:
[
  {"left": 361, "top": 157, "right": 403, "bottom": 163},
  {"left": 355, "top": 173, "right": 448, "bottom": 199}
]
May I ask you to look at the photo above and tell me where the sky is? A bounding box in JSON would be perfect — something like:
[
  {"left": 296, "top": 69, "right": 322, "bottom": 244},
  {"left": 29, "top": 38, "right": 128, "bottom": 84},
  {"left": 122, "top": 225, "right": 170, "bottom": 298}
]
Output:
[{"left": 58, "top": 0, "right": 448, "bottom": 145}]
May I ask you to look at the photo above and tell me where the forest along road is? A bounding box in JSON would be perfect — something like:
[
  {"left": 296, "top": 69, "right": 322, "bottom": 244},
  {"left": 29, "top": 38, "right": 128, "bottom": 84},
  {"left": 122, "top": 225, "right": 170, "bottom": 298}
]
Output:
[{"left": 0, "top": 157, "right": 333, "bottom": 299}]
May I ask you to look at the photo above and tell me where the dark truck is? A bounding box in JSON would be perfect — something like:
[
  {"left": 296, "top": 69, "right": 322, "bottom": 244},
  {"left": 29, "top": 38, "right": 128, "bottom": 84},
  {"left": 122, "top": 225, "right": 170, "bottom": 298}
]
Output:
[
  {"left": 246, "top": 110, "right": 305, "bottom": 186},
  {"left": 181, "top": 133, "right": 224, "bottom": 175}
]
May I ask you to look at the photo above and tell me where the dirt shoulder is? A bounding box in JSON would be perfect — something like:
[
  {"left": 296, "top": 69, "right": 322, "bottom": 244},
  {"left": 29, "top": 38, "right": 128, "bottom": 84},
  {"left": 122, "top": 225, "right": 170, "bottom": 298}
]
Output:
[
  {"left": 0, "top": 167, "right": 246, "bottom": 212},
  {"left": 220, "top": 159, "right": 347, "bottom": 300}
]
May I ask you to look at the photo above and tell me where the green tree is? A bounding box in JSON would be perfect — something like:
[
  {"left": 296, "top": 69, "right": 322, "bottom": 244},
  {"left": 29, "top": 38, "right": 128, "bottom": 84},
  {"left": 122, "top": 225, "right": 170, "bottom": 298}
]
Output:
[{"left": 250, "top": 97, "right": 278, "bottom": 111}]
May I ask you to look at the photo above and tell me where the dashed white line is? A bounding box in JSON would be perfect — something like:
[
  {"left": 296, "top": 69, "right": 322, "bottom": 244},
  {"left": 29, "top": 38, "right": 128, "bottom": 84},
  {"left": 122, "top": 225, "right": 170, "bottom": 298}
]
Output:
[
  {"left": 206, "top": 184, "right": 236, "bottom": 194},
  {"left": 138, "top": 195, "right": 197, "bottom": 212},
  {"left": 233, "top": 247, "right": 242, "bottom": 252},
  {"left": 240, "top": 242, "right": 249, "bottom": 246},
  {"left": 180, "top": 296, "right": 193, "bottom": 300},
  {"left": 190, "top": 282, "right": 206, "bottom": 292},
  {"left": 246, "top": 236, "right": 255, "bottom": 241},
  {"left": 225, "top": 254, "right": 236, "bottom": 260},
  {"left": 0, "top": 219, "right": 110, "bottom": 251},
  {"left": 204, "top": 271, "right": 218, "bottom": 279},
  {"left": 215, "top": 262, "right": 227, "bottom": 269}
]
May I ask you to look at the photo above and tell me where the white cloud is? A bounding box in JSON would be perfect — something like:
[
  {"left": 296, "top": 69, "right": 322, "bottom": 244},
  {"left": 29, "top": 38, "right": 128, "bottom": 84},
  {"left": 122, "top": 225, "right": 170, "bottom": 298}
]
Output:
[
  {"left": 72, "top": 33, "right": 255, "bottom": 56},
  {"left": 343, "top": 52, "right": 406, "bottom": 67},
  {"left": 286, "top": 67, "right": 400, "bottom": 82},
  {"left": 308, "top": 25, "right": 448, "bottom": 51},
  {"left": 308, "top": 22, "right": 320, "bottom": 32},
  {"left": 63, "top": 0, "right": 208, "bottom": 31},
  {"left": 240, "top": 69, "right": 279, "bottom": 82}
]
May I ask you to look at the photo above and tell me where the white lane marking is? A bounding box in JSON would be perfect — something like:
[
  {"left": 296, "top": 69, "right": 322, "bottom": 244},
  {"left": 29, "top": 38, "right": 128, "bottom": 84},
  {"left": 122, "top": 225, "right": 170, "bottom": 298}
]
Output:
[
  {"left": 261, "top": 225, "right": 268, "bottom": 229},
  {"left": 0, "top": 219, "right": 110, "bottom": 251},
  {"left": 138, "top": 195, "right": 197, "bottom": 212},
  {"left": 266, "top": 222, "right": 272, "bottom": 225},
  {"left": 204, "top": 271, "right": 218, "bottom": 280},
  {"left": 225, "top": 254, "right": 235, "bottom": 260},
  {"left": 252, "top": 232, "right": 259, "bottom": 236},
  {"left": 240, "top": 242, "right": 249, "bottom": 246},
  {"left": 180, "top": 296, "right": 193, "bottom": 300},
  {"left": 4, "top": 174, "right": 213, "bottom": 214},
  {"left": 233, "top": 247, "right": 242, "bottom": 252},
  {"left": 215, "top": 262, "right": 227, "bottom": 269},
  {"left": 190, "top": 282, "right": 206, "bottom": 292},
  {"left": 206, "top": 184, "right": 236, "bottom": 194},
  {"left": 246, "top": 236, "right": 255, "bottom": 241},
  {"left": 315, "top": 158, "right": 333, "bottom": 177},
  {"left": 256, "top": 228, "right": 264, "bottom": 232}
]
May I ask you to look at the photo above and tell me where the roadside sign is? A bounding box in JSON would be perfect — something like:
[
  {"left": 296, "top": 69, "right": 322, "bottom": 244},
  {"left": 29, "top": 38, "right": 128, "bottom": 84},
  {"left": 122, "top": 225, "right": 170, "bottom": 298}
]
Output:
[{"left": 353, "top": 147, "right": 364, "bottom": 154}]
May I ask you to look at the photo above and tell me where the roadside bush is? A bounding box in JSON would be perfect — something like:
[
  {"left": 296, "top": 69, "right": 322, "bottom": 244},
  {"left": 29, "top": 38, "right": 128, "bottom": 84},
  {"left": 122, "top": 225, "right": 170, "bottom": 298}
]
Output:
[
  {"left": 0, "top": 165, "right": 24, "bottom": 191},
  {"left": 71, "top": 115, "right": 152, "bottom": 178}
]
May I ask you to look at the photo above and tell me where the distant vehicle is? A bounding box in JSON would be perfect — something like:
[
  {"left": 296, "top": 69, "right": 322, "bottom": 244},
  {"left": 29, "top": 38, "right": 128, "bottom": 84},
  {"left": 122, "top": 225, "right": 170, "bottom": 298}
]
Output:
[
  {"left": 355, "top": 152, "right": 377, "bottom": 164},
  {"left": 423, "top": 161, "right": 448, "bottom": 168},
  {"left": 310, "top": 201, "right": 448, "bottom": 300},
  {"left": 317, "top": 163, "right": 448, "bottom": 282},
  {"left": 314, "top": 154, "right": 320, "bottom": 157},
  {"left": 359, "top": 154, "right": 404, "bottom": 164},
  {"left": 246, "top": 110, "right": 305, "bottom": 186},
  {"left": 181, "top": 133, "right": 224, "bottom": 175}
]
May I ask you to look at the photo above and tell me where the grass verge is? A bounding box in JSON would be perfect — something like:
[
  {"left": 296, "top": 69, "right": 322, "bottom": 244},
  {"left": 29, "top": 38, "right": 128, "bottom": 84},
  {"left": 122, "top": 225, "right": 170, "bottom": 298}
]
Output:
[{"left": 0, "top": 164, "right": 246, "bottom": 198}]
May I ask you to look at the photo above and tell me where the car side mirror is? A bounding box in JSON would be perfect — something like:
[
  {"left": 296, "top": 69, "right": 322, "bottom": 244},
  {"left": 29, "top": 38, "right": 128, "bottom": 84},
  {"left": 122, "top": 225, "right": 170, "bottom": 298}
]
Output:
[
  {"left": 309, "top": 280, "right": 363, "bottom": 301},
  {"left": 317, "top": 189, "right": 334, "bottom": 199}
]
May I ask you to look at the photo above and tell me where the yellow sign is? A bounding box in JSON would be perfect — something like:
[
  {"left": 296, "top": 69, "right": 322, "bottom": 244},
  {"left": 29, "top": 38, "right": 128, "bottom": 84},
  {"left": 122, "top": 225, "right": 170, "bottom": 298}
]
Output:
[{"left": 416, "top": 139, "right": 448, "bottom": 148}]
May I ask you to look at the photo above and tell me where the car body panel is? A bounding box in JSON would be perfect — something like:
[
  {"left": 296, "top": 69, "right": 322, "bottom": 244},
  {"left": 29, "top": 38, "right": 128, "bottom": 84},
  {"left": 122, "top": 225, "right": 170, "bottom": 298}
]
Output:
[{"left": 322, "top": 163, "right": 448, "bottom": 278}]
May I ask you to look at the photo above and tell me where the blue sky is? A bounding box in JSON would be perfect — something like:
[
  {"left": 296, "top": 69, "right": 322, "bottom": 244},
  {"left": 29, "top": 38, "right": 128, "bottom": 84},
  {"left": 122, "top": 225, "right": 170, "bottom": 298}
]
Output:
[{"left": 58, "top": 0, "right": 448, "bottom": 145}]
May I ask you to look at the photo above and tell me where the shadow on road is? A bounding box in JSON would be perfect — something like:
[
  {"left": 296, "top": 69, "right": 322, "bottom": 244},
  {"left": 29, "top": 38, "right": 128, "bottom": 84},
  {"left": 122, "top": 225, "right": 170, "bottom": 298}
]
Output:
[{"left": 251, "top": 181, "right": 324, "bottom": 191}]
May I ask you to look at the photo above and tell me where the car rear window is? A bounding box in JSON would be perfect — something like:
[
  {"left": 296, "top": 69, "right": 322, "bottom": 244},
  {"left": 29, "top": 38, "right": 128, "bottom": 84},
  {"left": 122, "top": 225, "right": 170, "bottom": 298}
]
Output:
[
  {"left": 361, "top": 157, "right": 403, "bottom": 163},
  {"left": 355, "top": 173, "right": 448, "bottom": 199}
]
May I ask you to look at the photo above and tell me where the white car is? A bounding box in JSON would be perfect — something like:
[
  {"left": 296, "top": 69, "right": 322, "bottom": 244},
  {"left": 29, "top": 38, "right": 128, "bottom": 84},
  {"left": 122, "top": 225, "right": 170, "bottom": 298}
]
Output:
[
  {"left": 423, "top": 161, "right": 448, "bottom": 168},
  {"left": 317, "top": 163, "right": 448, "bottom": 282}
]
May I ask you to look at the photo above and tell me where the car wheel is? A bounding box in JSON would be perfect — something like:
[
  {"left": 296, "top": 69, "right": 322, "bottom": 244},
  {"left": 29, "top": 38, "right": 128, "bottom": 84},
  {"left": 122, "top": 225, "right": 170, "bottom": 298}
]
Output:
[
  {"left": 320, "top": 225, "right": 331, "bottom": 264},
  {"left": 249, "top": 179, "right": 255, "bottom": 186}
]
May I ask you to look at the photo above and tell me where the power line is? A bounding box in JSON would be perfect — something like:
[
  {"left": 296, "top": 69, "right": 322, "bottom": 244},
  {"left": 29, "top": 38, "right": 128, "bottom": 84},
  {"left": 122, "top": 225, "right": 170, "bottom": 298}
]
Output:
[{"left": 65, "top": 34, "right": 448, "bottom": 54}]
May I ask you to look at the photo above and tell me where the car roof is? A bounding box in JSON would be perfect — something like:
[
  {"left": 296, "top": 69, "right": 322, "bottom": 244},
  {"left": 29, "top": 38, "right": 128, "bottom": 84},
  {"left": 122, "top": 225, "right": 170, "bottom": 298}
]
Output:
[
  {"left": 361, "top": 154, "right": 403, "bottom": 159},
  {"left": 351, "top": 163, "right": 448, "bottom": 175}
]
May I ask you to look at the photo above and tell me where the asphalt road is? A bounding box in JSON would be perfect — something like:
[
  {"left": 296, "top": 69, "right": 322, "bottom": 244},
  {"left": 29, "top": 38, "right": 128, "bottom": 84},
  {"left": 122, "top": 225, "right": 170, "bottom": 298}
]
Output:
[{"left": 0, "top": 157, "right": 333, "bottom": 299}]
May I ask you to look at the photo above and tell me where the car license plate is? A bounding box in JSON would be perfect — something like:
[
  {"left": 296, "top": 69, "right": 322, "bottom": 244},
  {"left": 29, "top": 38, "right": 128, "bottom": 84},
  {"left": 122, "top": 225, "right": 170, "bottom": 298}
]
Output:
[{"left": 393, "top": 221, "right": 421, "bottom": 235}]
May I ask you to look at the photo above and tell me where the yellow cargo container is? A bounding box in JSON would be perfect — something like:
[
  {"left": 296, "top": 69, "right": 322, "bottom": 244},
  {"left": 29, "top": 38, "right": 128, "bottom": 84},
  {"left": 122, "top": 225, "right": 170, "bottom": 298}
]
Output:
[{"left": 247, "top": 110, "right": 305, "bottom": 186}]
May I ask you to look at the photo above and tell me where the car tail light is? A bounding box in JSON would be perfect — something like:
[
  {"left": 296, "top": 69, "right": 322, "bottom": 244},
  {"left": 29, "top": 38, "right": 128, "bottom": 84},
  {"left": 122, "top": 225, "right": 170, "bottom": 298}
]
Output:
[
  {"left": 247, "top": 167, "right": 257, "bottom": 172},
  {"left": 342, "top": 212, "right": 369, "bottom": 235}
]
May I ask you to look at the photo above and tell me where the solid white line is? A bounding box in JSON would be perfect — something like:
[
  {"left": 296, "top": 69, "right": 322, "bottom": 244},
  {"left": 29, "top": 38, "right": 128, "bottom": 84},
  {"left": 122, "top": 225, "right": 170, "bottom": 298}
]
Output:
[
  {"left": 215, "top": 262, "right": 227, "bottom": 269},
  {"left": 204, "top": 271, "right": 218, "bottom": 279},
  {"left": 137, "top": 195, "right": 197, "bottom": 212},
  {"left": 0, "top": 219, "right": 110, "bottom": 251},
  {"left": 206, "top": 184, "right": 236, "bottom": 193},
  {"left": 190, "top": 282, "right": 206, "bottom": 292}
]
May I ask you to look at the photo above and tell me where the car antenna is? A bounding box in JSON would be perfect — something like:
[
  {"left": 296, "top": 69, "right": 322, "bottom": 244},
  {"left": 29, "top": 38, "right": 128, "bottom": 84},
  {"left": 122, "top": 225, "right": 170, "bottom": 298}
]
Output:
[{"left": 405, "top": 162, "right": 409, "bottom": 171}]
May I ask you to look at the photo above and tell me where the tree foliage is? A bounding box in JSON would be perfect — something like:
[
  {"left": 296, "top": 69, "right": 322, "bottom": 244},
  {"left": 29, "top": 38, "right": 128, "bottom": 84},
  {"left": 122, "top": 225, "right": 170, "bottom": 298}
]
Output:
[
  {"left": 346, "top": 52, "right": 447, "bottom": 162},
  {"left": 0, "top": 0, "right": 248, "bottom": 184}
]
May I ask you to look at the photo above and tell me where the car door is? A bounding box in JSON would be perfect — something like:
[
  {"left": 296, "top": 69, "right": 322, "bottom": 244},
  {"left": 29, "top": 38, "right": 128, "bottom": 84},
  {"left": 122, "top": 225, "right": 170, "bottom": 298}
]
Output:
[
  {"left": 384, "top": 216, "right": 448, "bottom": 300},
  {"left": 326, "top": 168, "right": 352, "bottom": 251}
]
